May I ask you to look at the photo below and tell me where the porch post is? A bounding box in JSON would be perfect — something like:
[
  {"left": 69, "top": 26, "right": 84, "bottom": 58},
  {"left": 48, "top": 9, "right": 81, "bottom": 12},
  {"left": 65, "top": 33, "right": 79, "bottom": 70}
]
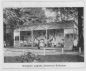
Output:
[
  {"left": 32, "top": 29, "right": 33, "bottom": 47},
  {"left": 19, "top": 27, "right": 20, "bottom": 47},
  {"left": 46, "top": 28, "right": 47, "bottom": 48},
  {"left": 14, "top": 31, "right": 15, "bottom": 47},
  {"left": 73, "top": 27, "right": 74, "bottom": 47},
  {"left": 62, "top": 29, "right": 65, "bottom": 54},
  {"left": 62, "top": 48, "right": 64, "bottom": 54}
]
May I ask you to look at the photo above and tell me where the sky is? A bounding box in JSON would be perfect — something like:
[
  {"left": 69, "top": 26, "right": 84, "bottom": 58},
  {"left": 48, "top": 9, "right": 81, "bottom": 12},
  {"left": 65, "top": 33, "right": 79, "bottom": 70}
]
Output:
[
  {"left": 42, "top": 8, "right": 56, "bottom": 18},
  {"left": 42, "top": 8, "right": 56, "bottom": 22}
]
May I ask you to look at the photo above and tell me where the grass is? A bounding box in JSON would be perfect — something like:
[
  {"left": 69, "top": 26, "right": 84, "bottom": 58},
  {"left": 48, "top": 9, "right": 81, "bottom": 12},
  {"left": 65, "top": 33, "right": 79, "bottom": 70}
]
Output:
[
  {"left": 38, "top": 54, "right": 84, "bottom": 62},
  {"left": 4, "top": 54, "right": 84, "bottom": 63}
]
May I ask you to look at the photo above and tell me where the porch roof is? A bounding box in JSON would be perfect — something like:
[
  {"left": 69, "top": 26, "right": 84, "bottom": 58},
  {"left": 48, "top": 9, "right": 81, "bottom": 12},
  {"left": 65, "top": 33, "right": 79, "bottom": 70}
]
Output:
[{"left": 15, "top": 20, "right": 75, "bottom": 31}]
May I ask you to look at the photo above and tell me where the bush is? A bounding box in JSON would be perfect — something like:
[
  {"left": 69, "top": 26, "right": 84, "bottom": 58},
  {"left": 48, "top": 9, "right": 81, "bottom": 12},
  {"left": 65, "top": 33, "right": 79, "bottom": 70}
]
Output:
[{"left": 16, "top": 52, "right": 40, "bottom": 62}]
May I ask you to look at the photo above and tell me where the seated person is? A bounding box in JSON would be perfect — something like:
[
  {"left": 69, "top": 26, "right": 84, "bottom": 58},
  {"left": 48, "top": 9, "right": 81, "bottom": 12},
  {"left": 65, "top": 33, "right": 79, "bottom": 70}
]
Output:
[
  {"left": 51, "top": 38, "right": 56, "bottom": 47},
  {"left": 39, "top": 39, "right": 45, "bottom": 47},
  {"left": 34, "top": 38, "right": 38, "bottom": 47}
]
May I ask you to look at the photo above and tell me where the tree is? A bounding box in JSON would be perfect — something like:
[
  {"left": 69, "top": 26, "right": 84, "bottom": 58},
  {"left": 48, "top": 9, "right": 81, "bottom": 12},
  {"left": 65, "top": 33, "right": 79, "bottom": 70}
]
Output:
[
  {"left": 3, "top": 8, "right": 46, "bottom": 46},
  {"left": 3, "top": 8, "right": 20, "bottom": 46},
  {"left": 46, "top": 7, "right": 84, "bottom": 51},
  {"left": 19, "top": 8, "right": 46, "bottom": 24},
  {"left": 46, "top": 7, "right": 78, "bottom": 23},
  {"left": 78, "top": 8, "right": 84, "bottom": 51}
]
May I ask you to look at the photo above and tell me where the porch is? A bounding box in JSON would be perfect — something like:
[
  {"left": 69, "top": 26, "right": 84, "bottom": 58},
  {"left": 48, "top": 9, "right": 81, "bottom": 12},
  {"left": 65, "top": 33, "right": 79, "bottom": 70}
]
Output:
[{"left": 14, "top": 21, "right": 76, "bottom": 50}]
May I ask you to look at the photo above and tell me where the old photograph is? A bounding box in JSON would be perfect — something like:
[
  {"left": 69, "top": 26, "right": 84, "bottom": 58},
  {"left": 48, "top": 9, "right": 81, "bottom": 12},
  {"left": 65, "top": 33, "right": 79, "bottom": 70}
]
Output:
[{"left": 3, "top": 7, "right": 84, "bottom": 63}]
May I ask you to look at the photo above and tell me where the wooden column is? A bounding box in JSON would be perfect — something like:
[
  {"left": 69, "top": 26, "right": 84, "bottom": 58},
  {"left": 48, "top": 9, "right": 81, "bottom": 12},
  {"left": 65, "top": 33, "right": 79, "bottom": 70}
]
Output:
[
  {"left": 19, "top": 27, "right": 20, "bottom": 47},
  {"left": 73, "top": 26, "right": 75, "bottom": 46},
  {"left": 46, "top": 28, "right": 47, "bottom": 48},
  {"left": 62, "top": 29, "right": 65, "bottom": 54},
  {"left": 31, "top": 29, "right": 34, "bottom": 47},
  {"left": 62, "top": 48, "right": 64, "bottom": 54},
  {"left": 14, "top": 31, "right": 15, "bottom": 47}
]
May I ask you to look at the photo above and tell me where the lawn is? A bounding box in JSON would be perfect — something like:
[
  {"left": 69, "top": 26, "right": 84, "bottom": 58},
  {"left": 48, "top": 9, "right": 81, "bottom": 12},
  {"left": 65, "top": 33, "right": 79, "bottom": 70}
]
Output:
[{"left": 4, "top": 54, "right": 84, "bottom": 63}]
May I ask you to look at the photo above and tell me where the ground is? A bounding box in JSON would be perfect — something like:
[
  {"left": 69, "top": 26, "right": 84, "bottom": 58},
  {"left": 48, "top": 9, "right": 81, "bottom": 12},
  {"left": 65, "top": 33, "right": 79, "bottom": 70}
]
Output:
[
  {"left": 4, "top": 54, "right": 84, "bottom": 63},
  {"left": 4, "top": 48, "right": 84, "bottom": 63}
]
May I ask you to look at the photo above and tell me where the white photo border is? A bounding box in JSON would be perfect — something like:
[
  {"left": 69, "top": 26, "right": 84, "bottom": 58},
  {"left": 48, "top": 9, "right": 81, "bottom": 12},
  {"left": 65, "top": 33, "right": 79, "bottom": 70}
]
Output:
[{"left": 1, "top": 0, "right": 86, "bottom": 69}]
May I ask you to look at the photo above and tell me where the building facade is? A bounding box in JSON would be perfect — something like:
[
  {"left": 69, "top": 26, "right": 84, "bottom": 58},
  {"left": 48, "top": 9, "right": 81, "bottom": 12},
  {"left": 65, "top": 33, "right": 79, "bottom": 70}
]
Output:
[{"left": 14, "top": 20, "right": 77, "bottom": 50}]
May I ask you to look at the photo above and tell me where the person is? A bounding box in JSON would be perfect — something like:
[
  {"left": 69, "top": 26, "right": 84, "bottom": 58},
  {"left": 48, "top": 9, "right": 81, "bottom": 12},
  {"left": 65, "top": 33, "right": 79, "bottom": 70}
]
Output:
[
  {"left": 51, "top": 37, "right": 56, "bottom": 47},
  {"left": 4, "top": 41, "right": 6, "bottom": 47},
  {"left": 34, "top": 38, "right": 38, "bottom": 47},
  {"left": 73, "top": 38, "right": 78, "bottom": 51},
  {"left": 60, "top": 39, "right": 64, "bottom": 48},
  {"left": 39, "top": 39, "right": 45, "bottom": 47}
]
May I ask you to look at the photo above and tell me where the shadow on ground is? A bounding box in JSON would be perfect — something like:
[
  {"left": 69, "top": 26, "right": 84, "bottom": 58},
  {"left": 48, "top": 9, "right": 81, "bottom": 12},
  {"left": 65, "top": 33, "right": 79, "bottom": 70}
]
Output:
[{"left": 4, "top": 54, "right": 84, "bottom": 63}]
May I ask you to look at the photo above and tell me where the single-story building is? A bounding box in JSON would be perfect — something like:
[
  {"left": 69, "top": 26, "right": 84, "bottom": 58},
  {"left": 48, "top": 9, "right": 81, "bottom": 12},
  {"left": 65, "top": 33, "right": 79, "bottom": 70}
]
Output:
[{"left": 14, "top": 20, "right": 78, "bottom": 50}]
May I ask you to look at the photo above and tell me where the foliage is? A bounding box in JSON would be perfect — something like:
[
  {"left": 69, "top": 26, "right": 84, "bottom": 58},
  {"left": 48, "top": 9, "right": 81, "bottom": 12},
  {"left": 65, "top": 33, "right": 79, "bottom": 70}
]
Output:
[
  {"left": 3, "top": 7, "right": 83, "bottom": 50},
  {"left": 16, "top": 52, "right": 40, "bottom": 62},
  {"left": 3, "top": 8, "right": 46, "bottom": 46},
  {"left": 3, "top": 8, "right": 46, "bottom": 27},
  {"left": 20, "top": 8, "right": 46, "bottom": 24},
  {"left": 3, "top": 7, "right": 78, "bottom": 31},
  {"left": 46, "top": 7, "right": 78, "bottom": 25}
]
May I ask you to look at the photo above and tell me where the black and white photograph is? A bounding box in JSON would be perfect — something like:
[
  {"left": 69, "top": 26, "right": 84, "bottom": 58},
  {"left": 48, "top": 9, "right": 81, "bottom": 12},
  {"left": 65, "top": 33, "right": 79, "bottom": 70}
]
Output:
[{"left": 3, "top": 7, "right": 84, "bottom": 63}]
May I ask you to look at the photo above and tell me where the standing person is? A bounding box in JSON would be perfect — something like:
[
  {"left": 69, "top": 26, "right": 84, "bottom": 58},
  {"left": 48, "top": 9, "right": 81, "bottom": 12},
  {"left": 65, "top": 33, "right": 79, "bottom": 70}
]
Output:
[
  {"left": 34, "top": 38, "right": 38, "bottom": 47},
  {"left": 39, "top": 39, "right": 45, "bottom": 49},
  {"left": 4, "top": 41, "right": 6, "bottom": 47},
  {"left": 38, "top": 39, "right": 40, "bottom": 49},
  {"left": 52, "top": 36, "right": 56, "bottom": 47},
  {"left": 61, "top": 39, "right": 64, "bottom": 48},
  {"left": 73, "top": 38, "right": 78, "bottom": 51}
]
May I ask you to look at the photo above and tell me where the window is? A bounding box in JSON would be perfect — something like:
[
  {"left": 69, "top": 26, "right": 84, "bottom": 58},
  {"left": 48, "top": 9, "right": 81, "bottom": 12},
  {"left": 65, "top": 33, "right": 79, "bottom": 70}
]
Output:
[
  {"left": 20, "top": 36, "right": 24, "bottom": 41},
  {"left": 15, "top": 36, "right": 19, "bottom": 41}
]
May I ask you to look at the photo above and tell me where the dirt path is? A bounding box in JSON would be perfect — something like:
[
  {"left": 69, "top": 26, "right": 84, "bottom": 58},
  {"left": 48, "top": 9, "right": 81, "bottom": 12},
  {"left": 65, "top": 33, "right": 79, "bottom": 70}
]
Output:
[{"left": 4, "top": 48, "right": 79, "bottom": 56}]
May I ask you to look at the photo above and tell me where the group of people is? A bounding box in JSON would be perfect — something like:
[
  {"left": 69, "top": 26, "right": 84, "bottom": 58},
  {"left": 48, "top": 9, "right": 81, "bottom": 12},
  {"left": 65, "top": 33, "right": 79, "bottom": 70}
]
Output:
[
  {"left": 33, "top": 37, "right": 46, "bottom": 49},
  {"left": 33, "top": 35, "right": 64, "bottom": 49}
]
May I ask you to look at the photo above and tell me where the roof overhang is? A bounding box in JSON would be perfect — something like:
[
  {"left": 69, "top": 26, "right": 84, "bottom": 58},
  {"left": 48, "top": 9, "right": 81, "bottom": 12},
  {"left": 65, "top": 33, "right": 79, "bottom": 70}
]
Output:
[{"left": 14, "top": 20, "right": 75, "bottom": 31}]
